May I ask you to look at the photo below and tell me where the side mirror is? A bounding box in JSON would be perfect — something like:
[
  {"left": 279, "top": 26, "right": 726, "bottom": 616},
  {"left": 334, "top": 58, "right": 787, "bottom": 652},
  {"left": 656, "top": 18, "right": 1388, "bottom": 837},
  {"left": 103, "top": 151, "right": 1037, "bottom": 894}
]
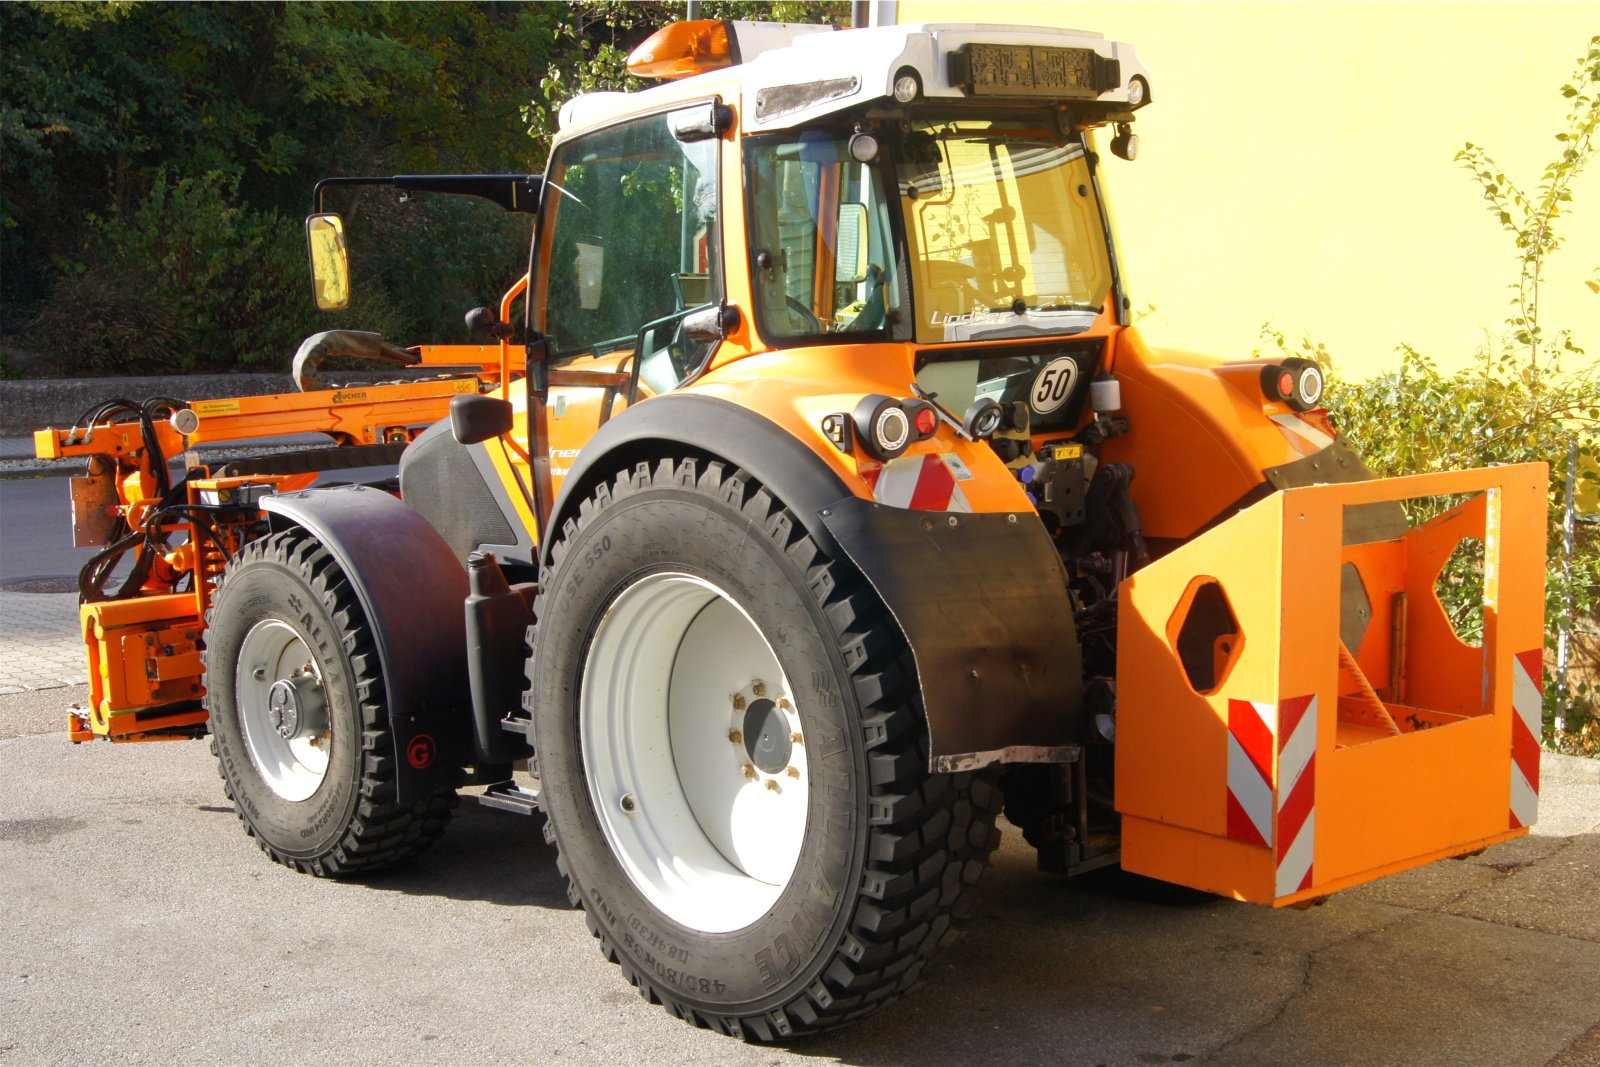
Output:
[
  {"left": 450, "top": 394, "right": 513, "bottom": 445},
  {"left": 306, "top": 214, "right": 350, "bottom": 311}
]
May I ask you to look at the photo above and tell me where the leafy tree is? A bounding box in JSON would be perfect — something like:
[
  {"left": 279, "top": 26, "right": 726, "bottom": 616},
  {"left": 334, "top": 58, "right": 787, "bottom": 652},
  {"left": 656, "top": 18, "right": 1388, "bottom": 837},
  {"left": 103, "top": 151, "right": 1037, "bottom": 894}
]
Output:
[{"left": 2, "top": 2, "right": 576, "bottom": 362}]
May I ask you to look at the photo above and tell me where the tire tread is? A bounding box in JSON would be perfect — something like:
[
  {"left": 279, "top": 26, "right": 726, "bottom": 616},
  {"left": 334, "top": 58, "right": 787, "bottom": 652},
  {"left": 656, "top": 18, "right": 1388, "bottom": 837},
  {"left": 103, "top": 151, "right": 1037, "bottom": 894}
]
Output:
[
  {"left": 532, "top": 458, "right": 1001, "bottom": 1041},
  {"left": 204, "top": 528, "right": 455, "bottom": 877}
]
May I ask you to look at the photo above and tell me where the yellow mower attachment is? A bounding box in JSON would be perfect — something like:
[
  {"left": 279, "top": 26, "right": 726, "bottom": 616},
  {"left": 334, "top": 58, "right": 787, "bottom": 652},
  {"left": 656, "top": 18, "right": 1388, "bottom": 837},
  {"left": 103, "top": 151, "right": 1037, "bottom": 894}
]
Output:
[{"left": 1114, "top": 463, "right": 1547, "bottom": 905}]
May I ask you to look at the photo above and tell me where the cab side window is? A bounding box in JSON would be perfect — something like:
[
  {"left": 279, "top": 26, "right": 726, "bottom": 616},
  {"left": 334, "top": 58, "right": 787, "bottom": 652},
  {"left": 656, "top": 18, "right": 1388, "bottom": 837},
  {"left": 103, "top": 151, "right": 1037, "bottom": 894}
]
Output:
[{"left": 537, "top": 107, "right": 721, "bottom": 382}]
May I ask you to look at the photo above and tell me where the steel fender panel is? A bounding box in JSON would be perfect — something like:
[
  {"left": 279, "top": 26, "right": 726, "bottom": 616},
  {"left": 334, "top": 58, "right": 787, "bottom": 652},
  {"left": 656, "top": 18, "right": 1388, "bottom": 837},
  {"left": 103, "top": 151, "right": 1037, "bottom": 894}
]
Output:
[
  {"left": 543, "top": 392, "right": 857, "bottom": 569},
  {"left": 263, "top": 486, "right": 470, "bottom": 800},
  {"left": 821, "top": 497, "right": 1083, "bottom": 769}
]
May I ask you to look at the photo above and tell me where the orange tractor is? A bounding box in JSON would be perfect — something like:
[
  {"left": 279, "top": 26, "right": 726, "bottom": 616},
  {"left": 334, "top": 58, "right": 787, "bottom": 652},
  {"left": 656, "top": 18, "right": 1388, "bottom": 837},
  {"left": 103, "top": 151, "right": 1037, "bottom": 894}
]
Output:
[{"left": 36, "top": 18, "right": 1547, "bottom": 1040}]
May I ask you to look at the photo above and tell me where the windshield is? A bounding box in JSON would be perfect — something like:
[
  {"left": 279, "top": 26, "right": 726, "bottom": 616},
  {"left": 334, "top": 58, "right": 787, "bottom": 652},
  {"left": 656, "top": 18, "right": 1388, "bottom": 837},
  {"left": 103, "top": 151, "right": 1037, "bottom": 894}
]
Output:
[
  {"left": 744, "top": 112, "right": 1114, "bottom": 348},
  {"left": 899, "top": 115, "right": 1112, "bottom": 344}
]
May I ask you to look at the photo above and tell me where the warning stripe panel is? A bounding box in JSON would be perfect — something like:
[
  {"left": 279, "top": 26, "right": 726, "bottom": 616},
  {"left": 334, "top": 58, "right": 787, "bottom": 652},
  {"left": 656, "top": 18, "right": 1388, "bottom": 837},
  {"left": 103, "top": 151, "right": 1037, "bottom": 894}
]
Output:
[
  {"left": 1275, "top": 694, "right": 1318, "bottom": 897},
  {"left": 867, "top": 453, "right": 972, "bottom": 513},
  {"left": 1226, "top": 699, "right": 1275, "bottom": 848},
  {"left": 1509, "top": 649, "right": 1542, "bottom": 829},
  {"left": 1269, "top": 413, "right": 1336, "bottom": 458},
  {"left": 1226, "top": 694, "right": 1320, "bottom": 897}
]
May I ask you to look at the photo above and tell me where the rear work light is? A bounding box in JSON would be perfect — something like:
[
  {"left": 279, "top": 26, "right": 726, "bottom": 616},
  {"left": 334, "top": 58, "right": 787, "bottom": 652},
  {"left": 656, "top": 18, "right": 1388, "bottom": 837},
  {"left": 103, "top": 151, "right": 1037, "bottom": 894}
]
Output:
[
  {"left": 842, "top": 396, "right": 940, "bottom": 460},
  {"left": 1261, "top": 358, "right": 1325, "bottom": 412},
  {"left": 854, "top": 396, "right": 912, "bottom": 460}
]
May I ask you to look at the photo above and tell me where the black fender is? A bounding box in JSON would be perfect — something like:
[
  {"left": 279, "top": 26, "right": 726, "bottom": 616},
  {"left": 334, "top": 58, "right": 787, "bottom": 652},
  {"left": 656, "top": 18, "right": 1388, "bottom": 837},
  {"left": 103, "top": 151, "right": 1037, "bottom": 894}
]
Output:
[
  {"left": 545, "top": 393, "right": 851, "bottom": 570},
  {"left": 546, "top": 393, "right": 1083, "bottom": 770},
  {"left": 263, "top": 485, "right": 470, "bottom": 801}
]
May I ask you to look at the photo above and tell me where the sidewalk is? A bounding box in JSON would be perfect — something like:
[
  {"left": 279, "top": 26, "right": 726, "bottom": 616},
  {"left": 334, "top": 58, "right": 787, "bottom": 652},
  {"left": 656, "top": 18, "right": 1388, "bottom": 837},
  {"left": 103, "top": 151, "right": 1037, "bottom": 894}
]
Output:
[{"left": 0, "top": 591, "right": 86, "bottom": 693}]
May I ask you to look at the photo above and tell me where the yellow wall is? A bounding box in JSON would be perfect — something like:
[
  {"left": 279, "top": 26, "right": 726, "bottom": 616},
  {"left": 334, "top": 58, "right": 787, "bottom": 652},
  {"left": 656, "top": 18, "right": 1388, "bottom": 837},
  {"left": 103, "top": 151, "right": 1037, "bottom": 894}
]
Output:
[{"left": 897, "top": 1, "right": 1599, "bottom": 379}]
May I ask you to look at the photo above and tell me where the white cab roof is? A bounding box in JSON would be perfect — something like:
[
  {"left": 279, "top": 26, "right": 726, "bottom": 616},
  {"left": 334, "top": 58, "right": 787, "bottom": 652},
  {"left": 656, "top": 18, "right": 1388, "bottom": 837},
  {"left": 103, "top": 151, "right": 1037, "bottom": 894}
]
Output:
[{"left": 558, "top": 22, "right": 1149, "bottom": 138}]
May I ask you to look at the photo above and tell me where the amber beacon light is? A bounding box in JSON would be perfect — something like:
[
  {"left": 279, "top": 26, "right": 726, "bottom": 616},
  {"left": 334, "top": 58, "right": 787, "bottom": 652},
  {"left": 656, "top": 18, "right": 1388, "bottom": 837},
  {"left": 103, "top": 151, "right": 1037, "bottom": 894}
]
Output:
[{"left": 627, "top": 20, "right": 735, "bottom": 80}]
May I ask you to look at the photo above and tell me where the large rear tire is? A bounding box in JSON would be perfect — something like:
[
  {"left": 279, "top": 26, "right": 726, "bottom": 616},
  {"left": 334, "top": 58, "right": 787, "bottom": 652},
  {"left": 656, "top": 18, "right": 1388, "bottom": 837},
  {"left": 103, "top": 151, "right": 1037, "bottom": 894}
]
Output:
[
  {"left": 204, "top": 529, "right": 454, "bottom": 876},
  {"left": 529, "top": 458, "right": 1001, "bottom": 1040}
]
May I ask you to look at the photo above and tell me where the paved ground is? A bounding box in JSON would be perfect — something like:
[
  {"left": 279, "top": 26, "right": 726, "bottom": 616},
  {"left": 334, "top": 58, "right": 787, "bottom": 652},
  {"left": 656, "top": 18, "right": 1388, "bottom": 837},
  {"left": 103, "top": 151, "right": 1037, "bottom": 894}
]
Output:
[
  {"left": 1, "top": 511, "right": 1596, "bottom": 1065},
  {"left": 0, "top": 593, "right": 85, "bottom": 694},
  {"left": 0, "top": 718, "right": 1595, "bottom": 1067}
]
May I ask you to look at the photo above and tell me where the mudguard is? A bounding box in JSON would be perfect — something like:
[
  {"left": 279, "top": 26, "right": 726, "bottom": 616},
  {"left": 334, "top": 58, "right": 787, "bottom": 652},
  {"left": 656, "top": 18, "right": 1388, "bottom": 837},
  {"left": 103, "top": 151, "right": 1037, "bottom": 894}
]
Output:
[
  {"left": 263, "top": 485, "right": 471, "bottom": 801},
  {"left": 545, "top": 393, "right": 854, "bottom": 568},
  {"left": 549, "top": 393, "right": 1083, "bottom": 771}
]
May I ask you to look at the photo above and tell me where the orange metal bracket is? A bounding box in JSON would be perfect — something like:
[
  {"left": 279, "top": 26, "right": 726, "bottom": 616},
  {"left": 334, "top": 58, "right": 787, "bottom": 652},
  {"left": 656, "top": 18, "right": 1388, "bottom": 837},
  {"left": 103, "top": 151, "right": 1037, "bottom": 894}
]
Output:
[{"left": 1115, "top": 463, "right": 1547, "bottom": 906}]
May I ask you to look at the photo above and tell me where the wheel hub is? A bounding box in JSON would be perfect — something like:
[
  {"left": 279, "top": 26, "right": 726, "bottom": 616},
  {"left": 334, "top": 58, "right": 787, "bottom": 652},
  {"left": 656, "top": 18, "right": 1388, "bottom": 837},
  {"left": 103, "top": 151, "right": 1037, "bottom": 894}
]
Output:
[
  {"left": 237, "top": 620, "right": 332, "bottom": 802},
  {"left": 741, "top": 697, "right": 792, "bottom": 774},
  {"left": 266, "top": 673, "right": 325, "bottom": 741},
  {"left": 581, "top": 573, "right": 809, "bottom": 933}
]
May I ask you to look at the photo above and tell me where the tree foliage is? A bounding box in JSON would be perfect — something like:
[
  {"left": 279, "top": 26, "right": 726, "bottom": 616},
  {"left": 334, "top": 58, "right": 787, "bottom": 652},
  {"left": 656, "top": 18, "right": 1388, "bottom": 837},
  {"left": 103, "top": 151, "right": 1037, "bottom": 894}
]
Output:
[{"left": 0, "top": 1, "right": 847, "bottom": 372}]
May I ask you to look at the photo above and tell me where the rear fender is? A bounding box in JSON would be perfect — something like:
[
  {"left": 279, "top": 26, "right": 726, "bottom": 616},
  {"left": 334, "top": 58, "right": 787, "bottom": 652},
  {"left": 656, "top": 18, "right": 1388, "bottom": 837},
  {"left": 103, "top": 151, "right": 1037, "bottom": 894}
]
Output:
[
  {"left": 263, "top": 486, "right": 471, "bottom": 801},
  {"left": 547, "top": 393, "right": 1084, "bottom": 770}
]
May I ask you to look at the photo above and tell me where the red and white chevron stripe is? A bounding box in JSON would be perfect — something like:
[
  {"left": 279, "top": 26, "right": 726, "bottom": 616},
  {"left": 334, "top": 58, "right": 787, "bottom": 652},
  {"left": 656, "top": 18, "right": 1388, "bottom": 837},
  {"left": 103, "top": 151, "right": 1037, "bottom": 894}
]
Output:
[
  {"left": 1274, "top": 694, "right": 1318, "bottom": 896},
  {"left": 1269, "top": 413, "right": 1336, "bottom": 457},
  {"left": 1226, "top": 699, "right": 1275, "bottom": 848},
  {"left": 1227, "top": 695, "right": 1320, "bottom": 897},
  {"left": 860, "top": 453, "right": 972, "bottom": 513},
  {"left": 1509, "top": 649, "right": 1543, "bottom": 829}
]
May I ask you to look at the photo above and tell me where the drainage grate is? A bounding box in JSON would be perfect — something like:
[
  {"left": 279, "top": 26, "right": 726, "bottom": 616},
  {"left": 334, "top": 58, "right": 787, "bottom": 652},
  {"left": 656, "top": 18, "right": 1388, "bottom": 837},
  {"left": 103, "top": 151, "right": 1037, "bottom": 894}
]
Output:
[{"left": 1, "top": 576, "right": 79, "bottom": 594}]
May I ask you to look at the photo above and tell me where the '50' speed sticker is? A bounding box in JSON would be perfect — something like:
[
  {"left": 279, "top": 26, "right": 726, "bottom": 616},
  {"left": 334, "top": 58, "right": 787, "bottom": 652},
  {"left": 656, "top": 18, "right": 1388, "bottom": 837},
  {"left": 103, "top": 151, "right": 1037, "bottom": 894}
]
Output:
[{"left": 1030, "top": 356, "right": 1079, "bottom": 415}]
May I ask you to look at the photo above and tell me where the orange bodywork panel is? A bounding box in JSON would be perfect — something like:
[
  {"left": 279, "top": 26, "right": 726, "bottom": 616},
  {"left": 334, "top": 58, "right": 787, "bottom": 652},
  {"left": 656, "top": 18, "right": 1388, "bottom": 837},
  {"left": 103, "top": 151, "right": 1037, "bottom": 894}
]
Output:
[
  {"left": 1114, "top": 463, "right": 1547, "bottom": 905},
  {"left": 74, "top": 595, "right": 208, "bottom": 743},
  {"left": 1100, "top": 328, "right": 1324, "bottom": 539}
]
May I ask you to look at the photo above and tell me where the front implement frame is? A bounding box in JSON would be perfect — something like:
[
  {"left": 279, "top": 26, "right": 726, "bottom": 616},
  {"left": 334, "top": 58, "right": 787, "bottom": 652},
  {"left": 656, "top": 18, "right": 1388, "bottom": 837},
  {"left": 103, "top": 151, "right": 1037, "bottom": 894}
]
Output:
[{"left": 1115, "top": 463, "right": 1547, "bottom": 905}]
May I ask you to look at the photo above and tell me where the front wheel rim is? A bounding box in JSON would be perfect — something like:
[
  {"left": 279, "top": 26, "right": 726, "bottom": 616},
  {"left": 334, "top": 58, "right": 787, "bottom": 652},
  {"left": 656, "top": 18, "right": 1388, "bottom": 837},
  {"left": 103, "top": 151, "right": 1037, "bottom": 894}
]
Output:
[
  {"left": 581, "top": 572, "right": 809, "bottom": 934},
  {"left": 236, "top": 619, "right": 331, "bottom": 803}
]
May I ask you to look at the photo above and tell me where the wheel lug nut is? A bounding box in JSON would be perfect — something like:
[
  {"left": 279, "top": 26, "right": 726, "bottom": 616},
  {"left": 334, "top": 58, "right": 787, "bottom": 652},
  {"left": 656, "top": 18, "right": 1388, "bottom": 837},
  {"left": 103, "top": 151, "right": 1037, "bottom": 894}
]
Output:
[
  {"left": 731, "top": 693, "right": 746, "bottom": 710},
  {"left": 619, "top": 793, "right": 638, "bottom": 813},
  {"left": 741, "top": 765, "right": 756, "bottom": 779},
  {"left": 777, "top": 697, "right": 791, "bottom": 710},
  {"left": 765, "top": 780, "right": 780, "bottom": 793},
  {"left": 790, "top": 732, "right": 802, "bottom": 744},
  {"left": 728, "top": 729, "right": 742, "bottom": 745},
  {"left": 786, "top": 766, "right": 800, "bottom": 779},
  {"left": 752, "top": 680, "right": 766, "bottom": 697}
]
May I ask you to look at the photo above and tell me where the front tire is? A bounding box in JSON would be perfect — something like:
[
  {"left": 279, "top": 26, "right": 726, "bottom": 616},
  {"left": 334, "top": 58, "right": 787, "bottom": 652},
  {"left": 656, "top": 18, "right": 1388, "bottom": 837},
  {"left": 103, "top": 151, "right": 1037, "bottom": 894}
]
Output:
[
  {"left": 530, "top": 458, "right": 1001, "bottom": 1040},
  {"left": 204, "top": 529, "right": 454, "bottom": 876}
]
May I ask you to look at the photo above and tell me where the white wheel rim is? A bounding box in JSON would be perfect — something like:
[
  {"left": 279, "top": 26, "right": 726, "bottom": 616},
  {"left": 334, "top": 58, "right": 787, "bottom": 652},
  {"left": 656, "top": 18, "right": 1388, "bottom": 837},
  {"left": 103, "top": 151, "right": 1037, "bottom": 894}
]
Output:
[
  {"left": 236, "top": 619, "right": 331, "bottom": 803},
  {"left": 581, "top": 572, "right": 808, "bottom": 933}
]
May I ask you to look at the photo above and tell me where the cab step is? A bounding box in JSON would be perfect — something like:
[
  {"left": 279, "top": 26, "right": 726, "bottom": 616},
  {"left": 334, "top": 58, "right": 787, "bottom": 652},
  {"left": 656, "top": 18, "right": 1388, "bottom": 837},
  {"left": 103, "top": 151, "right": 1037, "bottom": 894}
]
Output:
[{"left": 468, "top": 781, "right": 541, "bottom": 816}]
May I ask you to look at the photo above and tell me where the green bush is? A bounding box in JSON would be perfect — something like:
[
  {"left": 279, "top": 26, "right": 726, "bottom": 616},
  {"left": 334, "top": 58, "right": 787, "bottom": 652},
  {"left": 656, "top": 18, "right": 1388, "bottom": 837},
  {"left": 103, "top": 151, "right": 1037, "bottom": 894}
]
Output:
[{"left": 30, "top": 169, "right": 315, "bottom": 371}]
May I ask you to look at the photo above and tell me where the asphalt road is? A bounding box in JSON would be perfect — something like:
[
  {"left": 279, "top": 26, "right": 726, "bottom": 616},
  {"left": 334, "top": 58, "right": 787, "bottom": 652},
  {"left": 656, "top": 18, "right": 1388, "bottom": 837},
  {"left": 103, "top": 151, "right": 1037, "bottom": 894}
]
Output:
[
  {"left": 3, "top": 458, "right": 1597, "bottom": 1066},
  {"left": 0, "top": 478, "right": 96, "bottom": 583},
  {"left": 0, "top": 466, "right": 397, "bottom": 585},
  {"left": 2, "top": 686, "right": 1597, "bottom": 1067}
]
